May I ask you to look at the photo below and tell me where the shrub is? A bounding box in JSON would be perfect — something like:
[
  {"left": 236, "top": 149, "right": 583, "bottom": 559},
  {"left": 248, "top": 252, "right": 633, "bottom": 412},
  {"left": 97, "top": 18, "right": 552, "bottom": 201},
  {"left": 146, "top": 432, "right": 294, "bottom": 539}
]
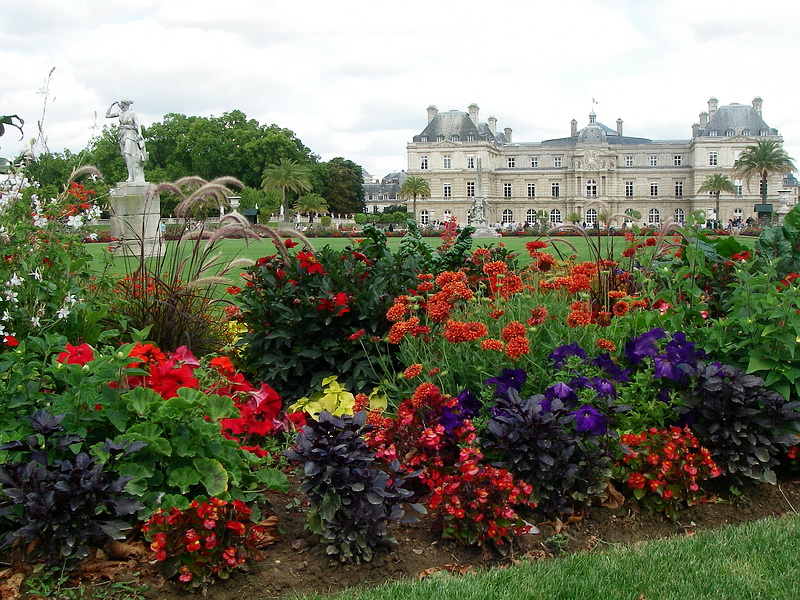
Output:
[
  {"left": 143, "top": 497, "right": 276, "bottom": 589},
  {"left": 616, "top": 426, "right": 721, "bottom": 518},
  {"left": 285, "top": 411, "right": 421, "bottom": 562},
  {"left": 484, "top": 390, "right": 614, "bottom": 516},
  {"left": 0, "top": 410, "right": 144, "bottom": 565},
  {"left": 677, "top": 362, "right": 800, "bottom": 484}
]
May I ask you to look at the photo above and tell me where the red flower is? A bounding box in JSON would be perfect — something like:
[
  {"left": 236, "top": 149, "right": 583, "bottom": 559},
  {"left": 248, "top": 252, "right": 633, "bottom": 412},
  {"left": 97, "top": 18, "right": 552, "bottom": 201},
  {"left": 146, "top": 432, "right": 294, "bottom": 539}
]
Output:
[
  {"left": 348, "top": 329, "right": 365, "bottom": 341},
  {"left": 57, "top": 342, "right": 94, "bottom": 365},
  {"left": 210, "top": 356, "right": 236, "bottom": 377},
  {"left": 3, "top": 335, "right": 18, "bottom": 347},
  {"left": 146, "top": 359, "right": 200, "bottom": 399},
  {"left": 403, "top": 363, "right": 423, "bottom": 379},
  {"left": 284, "top": 238, "right": 299, "bottom": 248},
  {"left": 297, "top": 251, "right": 323, "bottom": 275}
]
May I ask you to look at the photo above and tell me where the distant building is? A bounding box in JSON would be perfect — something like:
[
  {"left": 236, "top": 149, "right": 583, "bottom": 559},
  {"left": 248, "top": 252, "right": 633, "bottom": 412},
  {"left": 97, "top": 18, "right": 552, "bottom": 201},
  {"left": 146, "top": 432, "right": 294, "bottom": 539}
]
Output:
[
  {"left": 405, "top": 98, "right": 789, "bottom": 227},
  {"left": 363, "top": 171, "right": 407, "bottom": 214}
]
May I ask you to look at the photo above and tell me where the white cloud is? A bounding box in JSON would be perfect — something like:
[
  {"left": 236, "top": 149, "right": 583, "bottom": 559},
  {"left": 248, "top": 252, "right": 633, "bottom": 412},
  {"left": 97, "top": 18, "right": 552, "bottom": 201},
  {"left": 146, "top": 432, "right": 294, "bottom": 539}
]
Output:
[{"left": 2, "top": 0, "right": 799, "bottom": 176}]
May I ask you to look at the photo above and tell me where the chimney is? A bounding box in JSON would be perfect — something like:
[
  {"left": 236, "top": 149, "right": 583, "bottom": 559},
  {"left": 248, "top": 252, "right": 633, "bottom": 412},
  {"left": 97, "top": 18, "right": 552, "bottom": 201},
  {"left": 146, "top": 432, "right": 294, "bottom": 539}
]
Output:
[
  {"left": 699, "top": 111, "right": 708, "bottom": 128},
  {"left": 708, "top": 97, "right": 718, "bottom": 119},
  {"left": 504, "top": 127, "right": 512, "bottom": 142},
  {"left": 616, "top": 118, "right": 623, "bottom": 136},
  {"left": 468, "top": 103, "right": 479, "bottom": 126},
  {"left": 752, "top": 96, "right": 763, "bottom": 116},
  {"left": 570, "top": 119, "right": 578, "bottom": 136},
  {"left": 427, "top": 105, "right": 438, "bottom": 124},
  {"left": 692, "top": 123, "right": 700, "bottom": 137},
  {"left": 488, "top": 116, "right": 497, "bottom": 135}
]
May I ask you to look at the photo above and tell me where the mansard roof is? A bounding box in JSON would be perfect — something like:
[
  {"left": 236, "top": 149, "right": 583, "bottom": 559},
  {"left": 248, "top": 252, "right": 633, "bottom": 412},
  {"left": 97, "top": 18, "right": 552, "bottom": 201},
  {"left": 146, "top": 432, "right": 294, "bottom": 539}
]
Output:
[
  {"left": 412, "top": 110, "right": 508, "bottom": 144},
  {"left": 699, "top": 103, "right": 776, "bottom": 137},
  {"left": 543, "top": 112, "right": 652, "bottom": 147}
]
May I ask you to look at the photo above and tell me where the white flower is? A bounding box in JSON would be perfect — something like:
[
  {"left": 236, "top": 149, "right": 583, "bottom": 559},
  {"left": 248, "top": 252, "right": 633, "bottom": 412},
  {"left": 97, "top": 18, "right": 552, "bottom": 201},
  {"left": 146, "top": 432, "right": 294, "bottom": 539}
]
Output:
[
  {"left": 33, "top": 214, "right": 48, "bottom": 228},
  {"left": 65, "top": 294, "right": 77, "bottom": 306},
  {"left": 66, "top": 215, "right": 83, "bottom": 229},
  {"left": 29, "top": 269, "right": 42, "bottom": 281},
  {"left": 30, "top": 316, "right": 40, "bottom": 327},
  {"left": 57, "top": 307, "right": 70, "bottom": 319},
  {"left": 88, "top": 232, "right": 98, "bottom": 241},
  {"left": 8, "top": 273, "right": 24, "bottom": 287},
  {"left": 1, "top": 310, "right": 10, "bottom": 321},
  {"left": 0, "top": 325, "right": 5, "bottom": 336},
  {"left": 4, "top": 291, "right": 17, "bottom": 303}
]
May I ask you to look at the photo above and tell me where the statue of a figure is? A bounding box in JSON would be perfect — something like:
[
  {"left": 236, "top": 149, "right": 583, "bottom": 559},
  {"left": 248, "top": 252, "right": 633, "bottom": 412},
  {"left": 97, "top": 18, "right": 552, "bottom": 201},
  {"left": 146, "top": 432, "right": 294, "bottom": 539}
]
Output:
[
  {"left": 105, "top": 99, "right": 148, "bottom": 183},
  {"left": 470, "top": 196, "right": 489, "bottom": 225}
]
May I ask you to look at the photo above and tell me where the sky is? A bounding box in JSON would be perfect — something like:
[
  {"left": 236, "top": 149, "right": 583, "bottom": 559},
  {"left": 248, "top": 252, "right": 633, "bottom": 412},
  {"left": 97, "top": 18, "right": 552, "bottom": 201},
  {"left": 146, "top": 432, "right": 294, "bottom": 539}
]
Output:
[{"left": 2, "top": 0, "right": 800, "bottom": 180}]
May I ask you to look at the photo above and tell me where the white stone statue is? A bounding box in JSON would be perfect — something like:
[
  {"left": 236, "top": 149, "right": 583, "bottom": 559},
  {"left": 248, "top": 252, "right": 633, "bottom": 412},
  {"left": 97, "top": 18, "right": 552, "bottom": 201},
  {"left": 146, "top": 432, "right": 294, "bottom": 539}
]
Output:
[
  {"left": 470, "top": 196, "right": 489, "bottom": 226},
  {"left": 105, "top": 99, "right": 148, "bottom": 183}
]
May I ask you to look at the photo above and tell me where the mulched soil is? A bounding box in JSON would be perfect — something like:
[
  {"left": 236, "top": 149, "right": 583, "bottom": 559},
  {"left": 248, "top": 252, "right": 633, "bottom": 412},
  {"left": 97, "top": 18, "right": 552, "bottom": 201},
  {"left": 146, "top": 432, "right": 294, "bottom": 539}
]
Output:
[{"left": 4, "top": 473, "right": 800, "bottom": 599}]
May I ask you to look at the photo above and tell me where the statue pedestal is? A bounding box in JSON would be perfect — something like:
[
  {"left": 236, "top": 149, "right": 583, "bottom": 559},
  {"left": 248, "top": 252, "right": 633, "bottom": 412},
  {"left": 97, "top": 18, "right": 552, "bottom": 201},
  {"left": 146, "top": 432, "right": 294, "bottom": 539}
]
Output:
[
  {"left": 109, "top": 182, "right": 164, "bottom": 256},
  {"left": 470, "top": 220, "right": 501, "bottom": 239}
]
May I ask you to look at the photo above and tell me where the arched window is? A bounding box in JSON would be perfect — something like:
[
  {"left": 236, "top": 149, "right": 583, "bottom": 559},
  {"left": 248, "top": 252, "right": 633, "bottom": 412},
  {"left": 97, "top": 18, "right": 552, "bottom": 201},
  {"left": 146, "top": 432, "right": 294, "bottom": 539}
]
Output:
[
  {"left": 733, "top": 208, "right": 743, "bottom": 218},
  {"left": 648, "top": 208, "right": 660, "bottom": 225},
  {"left": 586, "top": 208, "right": 598, "bottom": 225},
  {"left": 502, "top": 209, "right": 514, "bottom": 224},
  {"left": 442, "top": 210, "right": 453, "bottom": 222},
  {"left": 673, "top": 208, "right": 685, "bottom": 223},
  {"left": 624, "top": 208, "right": 637, "bottom": 226},
  {"left": 550, "top": 209, "right": 562, "bottom": 224},
  {"left": 420, "top": 210, "right": 429, "bottom": 225},
  {"left": 526, "top": 209, "right": 538, "bottom": 225},
  {"left": 586, "top": 179, "right": 597, "bottom": 197}
]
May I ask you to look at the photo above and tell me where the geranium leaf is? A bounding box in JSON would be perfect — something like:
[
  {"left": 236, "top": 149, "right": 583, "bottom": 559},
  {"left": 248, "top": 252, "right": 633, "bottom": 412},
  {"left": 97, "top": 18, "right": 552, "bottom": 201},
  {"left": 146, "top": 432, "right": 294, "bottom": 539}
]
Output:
[{"left": 195, "top": 457, "right": 229, "bottom": 497}]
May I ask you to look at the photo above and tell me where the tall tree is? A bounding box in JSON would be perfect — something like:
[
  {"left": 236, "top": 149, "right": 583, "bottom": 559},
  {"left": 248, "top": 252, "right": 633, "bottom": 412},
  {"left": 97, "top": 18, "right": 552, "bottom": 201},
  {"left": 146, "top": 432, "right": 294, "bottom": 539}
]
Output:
[
  {"left": 398, "top": 176, "right": 430, "bottom": 222},
  {"left": 262, "top": 158, "right": 313, "bottom": 222},
  {"left": 321, "top": 157, "right": 365, "bottom": 215},
  {"left": 732, "top": 140, "right": 796, "bottom": 218},
  {"left": 697, "top": 173, "right": 736, "bottom": 227},
  {"left": 294, "top": 193, "right": 328, "bottom": 223}
]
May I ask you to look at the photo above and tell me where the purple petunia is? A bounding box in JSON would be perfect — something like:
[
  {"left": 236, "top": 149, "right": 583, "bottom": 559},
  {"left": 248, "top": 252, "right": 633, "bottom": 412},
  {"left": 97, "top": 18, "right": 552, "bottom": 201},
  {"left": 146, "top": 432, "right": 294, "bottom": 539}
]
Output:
[
  {"left": 549, "top": 343, "right": 588, "bottom": 369},
  {"left": 592, "top": 377, "right": 617, "bottom": 399},
  {"left": 624, "top": 327, "right": 666, "bottom": 365},
  {"left": 571, "top": 404, "right": 607, "bottom": 436},
  {"left": 592, "top": 353, "right": 630, "bottom": 382},
  {"left": 485, "top": 368, "right": 527, "bottom": 398},
  {"left": 544, "top": 382, "right": 579, "bottom": 407},
  {"left": 441, "top": 388, "right": 484, "bottom": 433}
]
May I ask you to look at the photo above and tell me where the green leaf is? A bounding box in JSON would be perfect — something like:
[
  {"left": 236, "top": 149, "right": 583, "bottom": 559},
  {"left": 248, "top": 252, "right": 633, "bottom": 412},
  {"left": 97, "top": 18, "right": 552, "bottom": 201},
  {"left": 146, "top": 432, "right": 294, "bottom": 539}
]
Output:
[
  {"left": 255, "top": 467, "right": 289, "bottom": 493},
  {"left": 747, "top": 354, "right": 775, "bottom": 374},
  {"left": 195, "top": 457, "right": 229, "bottom": 496},
  {"left": 124, "top": 386, "right": 160, "bottom": 416},
  {"left": 168, "top": 466, "right": 202, "bottom": 494}
]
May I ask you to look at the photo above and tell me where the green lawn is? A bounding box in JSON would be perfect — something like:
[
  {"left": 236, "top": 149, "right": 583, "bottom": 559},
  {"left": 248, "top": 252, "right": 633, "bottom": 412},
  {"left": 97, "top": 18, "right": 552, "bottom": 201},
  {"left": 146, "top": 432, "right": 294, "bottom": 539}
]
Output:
[
  {"left": 85, "top": 232, "right": 757, "bottom": 279},
  {"left": 301, "top": 514, "right": 800, "bottom": 600}
]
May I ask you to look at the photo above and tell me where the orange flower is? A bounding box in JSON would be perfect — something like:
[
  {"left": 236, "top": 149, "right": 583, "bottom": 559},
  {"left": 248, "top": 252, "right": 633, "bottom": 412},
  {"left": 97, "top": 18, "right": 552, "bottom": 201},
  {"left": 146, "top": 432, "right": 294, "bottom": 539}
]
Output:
[
  {"left": 443, "top": 320, "right": 489, "bottom": 343},
  {"left": 480, "top": 338, "right": 504, "bottom": 351},
  {"left": 525, "top": 240, "right": 548, "bottom": 255},
  {"left": 597, "top": 338, "right": 617, "bottom": 352},
  {"left": 613, "top": 301, "right": 630, "bottom": 317},
  {"left": 403, "top": 363, "right": 423, "bottom": 379},
  {"left": 607, "top": 290, "right": 627, "bottom": 300},
  {"left": 483, "top": 261, "right": 508, "bottom": 276},
  {"left": 501, "top": 321, "right": 527, "bottom": 342},
  {"left": 504, "top": 336, "right": 530, "bottom": 360},
  {"left": 499, "top": 274, "right": 524, "bottom": 298},
  {"left": 566, "top": 310, "right": 592, "bottom": 327},
  {"left": 527, "top": 305, "right": 548, "bottom": 326}
]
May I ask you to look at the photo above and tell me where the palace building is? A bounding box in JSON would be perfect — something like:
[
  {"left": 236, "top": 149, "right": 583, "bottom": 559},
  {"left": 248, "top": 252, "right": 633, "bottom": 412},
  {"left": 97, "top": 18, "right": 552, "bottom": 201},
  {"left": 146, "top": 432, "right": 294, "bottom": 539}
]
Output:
[{"left": 405, "top": 98, "right": 788, "bottom": 228}]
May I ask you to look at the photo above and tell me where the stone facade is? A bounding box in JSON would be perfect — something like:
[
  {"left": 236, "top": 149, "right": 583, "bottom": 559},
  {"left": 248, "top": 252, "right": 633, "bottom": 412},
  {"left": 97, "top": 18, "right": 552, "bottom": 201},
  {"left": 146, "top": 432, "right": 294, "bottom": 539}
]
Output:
[{"left": 405, "top": 98, "right": 789, "bottom": 228}]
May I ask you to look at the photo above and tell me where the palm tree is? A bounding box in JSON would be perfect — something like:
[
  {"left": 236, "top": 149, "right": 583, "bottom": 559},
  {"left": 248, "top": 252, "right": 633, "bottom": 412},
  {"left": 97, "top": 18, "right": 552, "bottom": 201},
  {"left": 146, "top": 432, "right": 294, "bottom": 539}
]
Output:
[
  {"left": 398, "top": 176, "right": 430, "bottom": 222},
  {"left": 261, "top": 158, "right": 313, "bottom": 223},
  {"left": 697, "top": 173, "right": 736, "bottom": 228},
  {"left": 294, "top": 193, "right": 328, "bottom": 224},
  {"left": 732, "top": 140, "right": 796, "bottom": 220}
]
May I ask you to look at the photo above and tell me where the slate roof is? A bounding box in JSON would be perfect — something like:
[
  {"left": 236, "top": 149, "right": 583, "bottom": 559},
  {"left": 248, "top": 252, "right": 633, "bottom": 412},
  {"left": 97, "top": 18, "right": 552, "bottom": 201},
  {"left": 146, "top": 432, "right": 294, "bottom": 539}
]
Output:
[
  {"left": 699, "top": 103, "right": 776, "bottom": 137},
  {"left": 412, "top": 110, "right": 508, "bottom": 144},
  {"left": 542, "top": 112, "right": 652, "bottom": 147}
]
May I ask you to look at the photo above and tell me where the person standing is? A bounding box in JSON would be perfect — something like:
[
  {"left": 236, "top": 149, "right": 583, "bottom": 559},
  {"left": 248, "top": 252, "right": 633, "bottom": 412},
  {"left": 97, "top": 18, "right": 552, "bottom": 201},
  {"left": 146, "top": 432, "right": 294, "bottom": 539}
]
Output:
[{"left": 106, "top": 99, "right": 148, "bottom": 183}]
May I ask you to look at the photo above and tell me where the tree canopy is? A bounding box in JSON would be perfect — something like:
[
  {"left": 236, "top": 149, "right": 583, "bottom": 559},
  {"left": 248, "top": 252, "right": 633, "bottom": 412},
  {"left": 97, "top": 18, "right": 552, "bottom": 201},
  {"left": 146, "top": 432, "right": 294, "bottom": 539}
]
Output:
[
  {"left": 732, "top": 140, "right": 796, "bottom": 206},
  {"left": 262, "top": 158, "right": 313, "bottom": 222},
  {"left": 398, "top": 176, "right": 430, "bottom": 222}
]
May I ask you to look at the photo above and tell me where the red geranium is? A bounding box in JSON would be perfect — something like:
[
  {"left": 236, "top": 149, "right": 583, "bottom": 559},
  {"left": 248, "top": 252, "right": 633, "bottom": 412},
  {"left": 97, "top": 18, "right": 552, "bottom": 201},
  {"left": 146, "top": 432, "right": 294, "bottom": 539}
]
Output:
[
  {"left": 297, "top": 251, "right": 323, "bottom": 275},
  {"left": 146, "top": 359, "right": 200, "bottom": 399},
  {"left": 57, "top": 342, "right": 95, "bottom": 365}
]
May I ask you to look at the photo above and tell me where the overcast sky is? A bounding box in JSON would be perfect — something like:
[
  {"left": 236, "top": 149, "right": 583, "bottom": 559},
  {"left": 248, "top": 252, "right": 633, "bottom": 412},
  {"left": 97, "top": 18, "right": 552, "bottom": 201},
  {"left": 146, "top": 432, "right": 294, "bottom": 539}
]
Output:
[{"left": 2, "top": 0, "right": 799, "bottom": 179}]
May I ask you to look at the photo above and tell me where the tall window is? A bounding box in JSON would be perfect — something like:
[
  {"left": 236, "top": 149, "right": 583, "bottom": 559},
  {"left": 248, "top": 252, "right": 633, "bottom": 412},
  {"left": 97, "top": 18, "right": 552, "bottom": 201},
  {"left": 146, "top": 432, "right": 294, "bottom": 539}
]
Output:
[
  {"left": 675, "top": 181, "right": 683, "bottom": 197},
  {"left": 709, "top": 151, "right": 718, "bottom": 166},
  {"left": 625, "top": 181, "right": 634, "bottom": 197},
  {"left": 530, "top": 157, "right": 539, "bottom": 168},
  {"left": 648, "top": 208, "right": 660, "bottom": 224},
  {"left": 586, "top": 179, "right": 597, "bottom": 197},
  {"left": 443, "top": 183, "right": 451, "bottom": 198},
  {"left": 466, "top": 182, "right": 475, "bottom": 197},
  {"left": 507, "top": 157, "right": 516, "bottom": 168},
  {"left": 551, "top": 182, "right": 560, "bottom": 197},
  {"left": 466, "top": 156, "right": 475, "bottom": 169},
  {"left": 624, "top": 208, "right": 637, "bottom": 225},
  {"left": 527, "top": 183, "right": 536, "bottom": 198},
  {"left": 503, "top": 183, "right": 512, "bottom": 198},
  {"left": 649, "top": 155, "right": 658, "bottom": 167},
  {"left": 420, "top": 156, "right": 428, "bottom": 170},
  {"left": 735, "top": 179, "right": 743, "bottom": 196},
  {"left": 650, "top": 182, "right": 658, "bottom": 197},
  {"left": 586, "top": 208, "right": 598, "bottom": 226},
  {"left": 443, "top": 155, "right": 452, "bottom": 169},
  {"left": 674, "top": 208, "right": 685, "bottom": 223},
  {"left": 550, "top": 209, "right": 562, "bottom": 224},
  {"left": 673, "top": 155, "right": 683, "bottom": 166},
  {"left": 443, "top": 209, "right": 453, "bottom": 222},
  {"left": 526, "top": 209, "right": 537, "bottom": 225},
  {"left": 502, "top": 209, "right": 514, "bottom": 224},
  {"left": 553, "top": 156, "right": 562, "bottom": 168},
  {"left": 625, "top": 155, "right": 634, "bottom": 167},
  {"left": 420, "top": 210, "right": 429, "bottom": 225}
]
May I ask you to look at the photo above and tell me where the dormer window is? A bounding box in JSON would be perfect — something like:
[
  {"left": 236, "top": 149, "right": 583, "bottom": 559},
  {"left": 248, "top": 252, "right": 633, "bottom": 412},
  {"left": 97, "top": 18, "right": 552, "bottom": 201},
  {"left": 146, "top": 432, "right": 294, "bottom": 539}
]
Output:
[
  {"left": 708, "top": 130, "right": 718, "bottom": 137},
  {"left": 436, "top": 135, "right": 444, "bottom": 142},
  {"left": 420, "top": 136, "right": 428, "bottom": 142},
  {"left": 451, "top": 135, "right": 459, "bottom": 142},
  {"left": 467, "top": 134, "right": 475, "bottom": 141},
  {"left": 725, "top": 129, "right": 734, "bottom": 137},
  {"left": 759, "top": 130, "right": 768, "bottom": 136},
  {"left": 742, "top": 130, "right": 750, "bottom": 136}
]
